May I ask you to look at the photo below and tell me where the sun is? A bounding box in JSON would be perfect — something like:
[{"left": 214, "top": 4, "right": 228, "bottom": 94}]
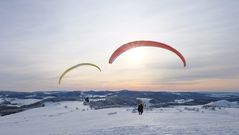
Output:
[{"left": 124, "top": 48, "right": 144, "bottom": 64}]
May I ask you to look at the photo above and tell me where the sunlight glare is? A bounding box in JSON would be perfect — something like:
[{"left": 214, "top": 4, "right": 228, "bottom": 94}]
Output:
[{"left": 124, "top": 48, "right": 144, "bottom": 64}]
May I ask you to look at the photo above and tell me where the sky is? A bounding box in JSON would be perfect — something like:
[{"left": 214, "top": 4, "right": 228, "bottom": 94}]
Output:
[{"left": 0, "top": 0, "right": 239, "bottom": 92}]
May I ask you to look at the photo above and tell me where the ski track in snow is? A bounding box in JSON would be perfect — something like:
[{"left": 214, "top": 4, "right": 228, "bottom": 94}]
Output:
[{"left": 0, "top": 101, "right": 239, "bottom": 135}]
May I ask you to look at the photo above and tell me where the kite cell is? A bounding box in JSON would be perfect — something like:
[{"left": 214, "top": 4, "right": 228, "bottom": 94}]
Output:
[
  {"left": 58, "top": 63, "right": 101, "bottom": 85},
  {"left": 109, "top": 40, "right": 186, "bottom": 67}
]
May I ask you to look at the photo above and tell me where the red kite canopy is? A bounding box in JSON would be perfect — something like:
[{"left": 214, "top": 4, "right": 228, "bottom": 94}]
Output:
[{"left": 109, "top": 40, "right": 186, "bottom": 67}]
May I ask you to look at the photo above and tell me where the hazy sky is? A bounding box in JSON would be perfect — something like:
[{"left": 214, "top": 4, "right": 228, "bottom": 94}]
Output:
[{"left": 0, "top": 0, "right": 239, "bottom": 91}]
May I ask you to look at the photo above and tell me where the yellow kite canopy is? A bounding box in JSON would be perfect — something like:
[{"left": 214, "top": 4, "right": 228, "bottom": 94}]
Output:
[{"left": 58, "top": 63, "right": 101, "bottom": 85}]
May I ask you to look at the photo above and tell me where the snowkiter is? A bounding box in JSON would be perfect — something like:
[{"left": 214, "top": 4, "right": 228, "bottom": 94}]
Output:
[
  {"left": 138, "top": 104, "right": 144, "bottom": 115},
  {"left": 85, "top": 97, "right": 89, "bottom": 103}
]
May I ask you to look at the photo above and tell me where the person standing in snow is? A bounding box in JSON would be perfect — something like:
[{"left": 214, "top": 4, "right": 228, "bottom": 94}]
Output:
[
  {"left": 138, "top": 103, "right": 144, "bottom": 115},
  {"left": 85, "top": 97, "right": 89, "bottom": 103}
]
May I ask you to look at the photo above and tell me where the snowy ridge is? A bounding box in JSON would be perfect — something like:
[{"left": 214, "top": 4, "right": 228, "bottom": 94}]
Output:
[
  {"left": 207, "top": 100, "right": 239, "bottom": 108},
  {"left": 2, "top": 98, "right": 41, "bottom": 106}
]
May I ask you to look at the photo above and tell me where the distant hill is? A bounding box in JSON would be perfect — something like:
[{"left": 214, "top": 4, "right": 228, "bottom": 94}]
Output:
[{"left": 1, "top": 90, "right": 239, "bottom": 116}]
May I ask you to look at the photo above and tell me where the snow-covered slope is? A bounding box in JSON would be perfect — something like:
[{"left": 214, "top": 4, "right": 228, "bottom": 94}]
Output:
[
  {"left": 2, "top": 98, "right": 41, "bottom": 106},
  {"left": 10, "top": 98, "right": 41, "bottom": 106},
  {"left": 207, "top": 100, "right": 239, "bottom": 108},
  {"left": 174, "top": 99, "right": 194, "bottom": 104},
  {"left": 0, "top": 101, "right": 239, "bottom": 135}
]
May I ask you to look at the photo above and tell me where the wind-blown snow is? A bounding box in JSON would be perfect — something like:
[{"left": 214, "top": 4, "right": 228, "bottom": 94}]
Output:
[{"left": 0, "top": 101, "right": 239, "bottom": 135}]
